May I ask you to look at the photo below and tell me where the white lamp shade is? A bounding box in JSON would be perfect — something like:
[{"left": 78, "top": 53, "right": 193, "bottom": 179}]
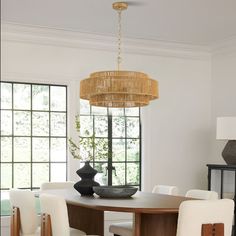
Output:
[{"left": 216, "top": 117, "right": 236, "bottom": 140}]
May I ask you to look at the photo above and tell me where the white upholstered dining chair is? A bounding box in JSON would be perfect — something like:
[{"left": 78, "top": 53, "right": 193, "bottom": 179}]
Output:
[
  {"left": 152, "top": 184, "right": 179, "bottom": 195},
  {"left": 40, "top": 181, "right": 75, "bottom": 190},
  {"left": 40, "top": 193, "right": 86, "bottom": 236},
  {"left": 109, "top": 184, "right": 179, "bottom": 236},
  {"left": 176, "top": 199, "right": 234, "bottom": 236},
  {"left": 185, "top": 189, "right": 218, "bottom": 200},
  {"left": 9, "top": 189, "right": 40, "bottom": 236}
]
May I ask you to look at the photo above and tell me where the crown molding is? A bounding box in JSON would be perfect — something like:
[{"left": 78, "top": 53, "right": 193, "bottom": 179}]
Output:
[{"left": 1, "top": 22, "right": 211, "bottom": 60}]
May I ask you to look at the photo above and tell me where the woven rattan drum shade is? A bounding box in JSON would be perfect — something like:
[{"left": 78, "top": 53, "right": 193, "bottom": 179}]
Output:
[
  {"left": 80, "top": 2, "right": 159, "bottom": 108},
  {"left": 80, "top": 70, "right": 159, "bottom": 107}
]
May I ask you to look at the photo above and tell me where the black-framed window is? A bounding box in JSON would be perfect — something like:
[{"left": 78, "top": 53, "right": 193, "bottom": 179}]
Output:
[
  {"left": 80, "top": 99, "right": 141, "bottom": 189},
  {"left": 0, "top": 82, "right": 68, "bottom": 191}
]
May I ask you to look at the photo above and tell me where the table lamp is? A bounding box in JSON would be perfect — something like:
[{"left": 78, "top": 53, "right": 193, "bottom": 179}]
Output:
[{"left": 216, "top": 117, "right": 236, "bottom": 165}]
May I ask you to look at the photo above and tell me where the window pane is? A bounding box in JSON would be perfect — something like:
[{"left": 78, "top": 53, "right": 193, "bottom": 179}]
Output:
[
  {"left": 1, "top": 164, "right": 12, "bottom": 189},
  {"left": 127, "top": 163, "right": 140, "bottom": 185},
  {"left": 14, "top": 137, "right": 31, "bottom": 162},
  {"left": 14, "top": 163, "right": 31, "bottom": 188},
  {"left": 51, "top": 138, "right": 66, "bottom": 162},
  {"left": 80, "top": 137, "right": 93, "bottom": 161},
  {"left": 13, "top": 84, "right": 31, "bottom": 110},
  {"left": 80, "top": 116, "right": 93, "bottom": 137},
  {"left": 51, "top": 113, "right": 66, "bottom": 136},
  {"left": 51, "top": 86, "right": 66, "bottom": 111},
  {"left": 94, "top": 138, "right": 108, "bottom": 161},
  {"left": 112, "top": 163, "right": 125, "bottom": 186},
  {"left": 112, "top": 117, "right": 125, "bottom": 137},
  {"left": 51, "top": 163, "right": 66, "bottom": 182},
  {"left": 1, "top": 111, "right": 12, "bottom": 135},
  {"left": 127, "top": 117, "right": 139, "bottom": 138},
  {"left": 32, "top": 112, "right": 49, "bottom": 136},
  {"left": 32, "top": 85, "right": 49, "bottom": 111},
  {"left": 80, "top": 99, "right": 90, "bottom": 115},
  {"left": 94, "top": 162, "right": 107, "bottom": 185},
  {"left": 32, "top": 138, "right": 49, "bottom": 162},
  {"left": 125, "top": 107, "right": 139, "bottom": 116},
  {"left": 32, "top": 163, "right": 49, "bottom": 188},
  {"left": 14, "top": 111, "right": 31, "bottom": 136},
  {"left": 95, "top": 116, "right": 108, "bottom": 137},
  {"left": 112, "top": 139, "right": 125, "bottom": 162},
  {"left": 1, "top": 83, "right": 12, "bottom": 109},
  {"left": 127, "top": 139, "right": 140, "bottom": 161},
  {"left": 1, "top": 137, "right": 12, "bottom": 162},
  {"left": 109, "top": 108, "right": 124, "bottom": 116}
]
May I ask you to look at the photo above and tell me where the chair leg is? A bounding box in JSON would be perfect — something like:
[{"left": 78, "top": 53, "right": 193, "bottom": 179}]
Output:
[
  {"left": 202, "top": 223, "right": 224, "bottom": 236},
  {"left": 41, "top": 213, "right": 52, "bottom": 236},
  {"left": 10, "top": 207, "right": 20, "bottom": 236}
]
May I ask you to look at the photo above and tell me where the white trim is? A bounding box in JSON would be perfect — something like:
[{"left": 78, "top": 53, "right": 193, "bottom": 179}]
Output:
[
  {"left": 1, "top": 22, "right": 211, "bottom": 60},
  {"left": 1, "top": 72, "right": 79, "bottom": 84}
]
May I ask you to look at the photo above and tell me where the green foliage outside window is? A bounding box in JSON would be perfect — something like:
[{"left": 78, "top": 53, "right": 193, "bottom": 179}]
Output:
[{"left": 69, "top": 115, "right": 108, "bottom": 162}]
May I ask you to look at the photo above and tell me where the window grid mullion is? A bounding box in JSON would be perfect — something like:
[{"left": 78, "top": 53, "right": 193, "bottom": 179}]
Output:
[
  {"left": 49, "top": 86, "right": 51, "bottom": 182},
  {"left": 30, "top": 84, "right": 33, "bottom": 190},
  {"left": 108, "top": 113, "right": 113, "bottom": 186},
  {"left": 11, "top": 83, "right": 14, "bottom": 189},
  {"left": 65, "top": 86, "right": 68, "bottom": 180},
  {"left": 139, "top": 109, "right": 142, "bottom": 190},
  {"left": 125, "top": 111, "right": 127, "bottom": 186},
  {"left": 93, "top": 115, "right": 95, "bottom": 167}
]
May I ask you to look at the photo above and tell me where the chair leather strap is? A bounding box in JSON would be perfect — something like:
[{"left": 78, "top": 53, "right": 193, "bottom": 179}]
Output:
[
  {"left": 201, "top": 223, "right": 224, "bottom": 236},
  {"left": 41, "top": 213, "right": 52, "bottom": 236},
  {"left": 10, "top": 207, "right": 21, "bottom": 236}
]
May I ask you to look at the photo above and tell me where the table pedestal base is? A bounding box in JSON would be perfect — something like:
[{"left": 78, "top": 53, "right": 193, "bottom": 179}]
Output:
[
  {"left": 67, "top": 203, "right": 104, "bottom": 235},
  {"left": 134, "top": 212, "right": 178, "bottom": 236}
]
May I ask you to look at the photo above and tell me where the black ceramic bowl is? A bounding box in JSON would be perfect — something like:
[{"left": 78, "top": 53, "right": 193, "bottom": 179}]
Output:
[{"left": 93, "top": 186, "right": 138, "bottom": 198}]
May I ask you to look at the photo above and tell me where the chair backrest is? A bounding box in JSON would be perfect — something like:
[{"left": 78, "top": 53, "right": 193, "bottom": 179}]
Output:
[
  {"left": 152, "top": 185, "right": 179, "bottom": 195},
  {"left": 176, "top": 199, "right": 234, "bottom": 236},
  {"left": 185, "top": 189, "right": 218, "bottom": 200},
  {"left": 40, "top": 193, "right": 70, "bottom": 236},
  {"left": 40, "top": 181, "right": 75, "bottom": 190},
  {"left": 9, "top": 189, "right": 38, "bottom": 235}
]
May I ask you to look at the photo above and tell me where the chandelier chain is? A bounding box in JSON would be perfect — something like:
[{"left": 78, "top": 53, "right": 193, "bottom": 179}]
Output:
[{"left": 117, "top": 10, "right": 122, "bottom": 71}]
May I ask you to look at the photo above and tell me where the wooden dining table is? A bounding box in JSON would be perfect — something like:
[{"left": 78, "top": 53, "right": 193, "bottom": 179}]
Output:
[{"left": 42, "top": 189, "right": 191, "bottom": 236}]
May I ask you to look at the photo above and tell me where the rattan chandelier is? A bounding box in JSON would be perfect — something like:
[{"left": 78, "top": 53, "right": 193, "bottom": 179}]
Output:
[{"left": 80, "top": 2, "right": 159, "bottom": 107}]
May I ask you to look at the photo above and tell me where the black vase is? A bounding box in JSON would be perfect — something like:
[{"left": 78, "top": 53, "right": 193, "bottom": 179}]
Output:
[{"left": 74, "top": 161, "right": 100, "bottom": 196}]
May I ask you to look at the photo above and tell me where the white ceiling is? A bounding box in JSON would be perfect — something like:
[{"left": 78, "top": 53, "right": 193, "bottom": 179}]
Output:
[{"left": 1, "top": 0, "right": 236, "bottom": 45}]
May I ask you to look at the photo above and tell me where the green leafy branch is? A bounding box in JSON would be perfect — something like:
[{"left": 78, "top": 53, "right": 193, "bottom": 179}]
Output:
[{"left": 68, "top": 115, "right": 108, "bottom": 162}]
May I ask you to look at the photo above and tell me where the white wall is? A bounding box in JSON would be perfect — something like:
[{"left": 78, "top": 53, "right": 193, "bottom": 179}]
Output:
[
  {"left": 208, "top": 43, "right": 236, "bottom": 196},
  {"left": 210, "top": 46, "right": 236, "bottom": 164},
  {"left": 142, "top": 56, "right": 211, "bottom": 193}
]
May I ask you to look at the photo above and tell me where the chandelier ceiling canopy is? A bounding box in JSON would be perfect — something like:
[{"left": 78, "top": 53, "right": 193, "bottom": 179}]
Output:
[{"left": 80, "top": 2, "right": 159, "bottom": 108}]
